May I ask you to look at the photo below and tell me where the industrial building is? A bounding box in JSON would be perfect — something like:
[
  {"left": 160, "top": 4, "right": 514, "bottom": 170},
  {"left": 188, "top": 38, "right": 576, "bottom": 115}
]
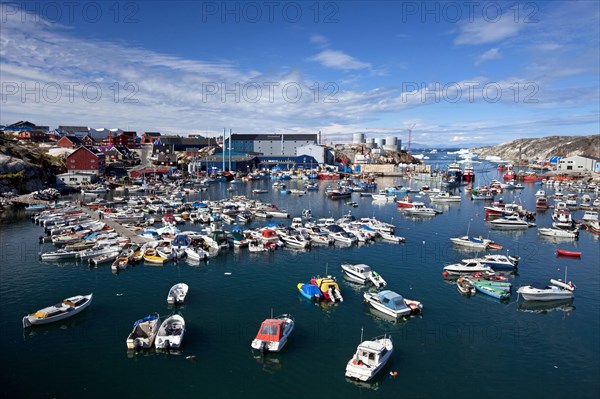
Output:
[{"left": 229, "top": 133, "right": 319, "bottom": 156}]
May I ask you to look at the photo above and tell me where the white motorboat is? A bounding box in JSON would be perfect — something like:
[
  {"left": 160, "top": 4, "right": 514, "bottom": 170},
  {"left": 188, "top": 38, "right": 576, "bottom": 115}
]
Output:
[
  {"left": 517, "top": 279, "right": 575, "bottom": 301},
  {"left": 403, "top": 202, "right": 441, "bottom": 216},
  {"left": 538, "top": 227, "right": 579, "bottom": 239},
  {"left": 582, "top": 211, "right": 598, "bottom": 222},
  {"left": 39, "top": 249, "right": 80, "bottom": 261},
  {"left": 489, "top": 215, "right": 535, "bottom": 229},
  {"left": 248, "top": 239, "right": 268, "bottom": 252},
  {"left": 449, "top": 236, "right": 492, "bottom": 250},
  {"left": 251, "top": 314, "right": 295, "bottom": 353},
  {"left": 429, "top": 191, "right": 461, "bottom": 202},
  {"left": 363, "top": 290, "right": 423, "bottom": 319},
  {"left": 462, "top": 254, "right": 519, "bottom": 270},
  {"left": 280, "top": 234, "right": 310, "bottom": 248},
  {"left": 331, "top": 231, "right": 358, "bottom": 244},
  {"left": 379, "top": 232, "right": 405, "bottom": 243},
  {"left": 443, "top": 261, "right": 495, "bottom": 276},
  {"left": 341, "top": 263, "right": 387, "bottom": 288},
  {"left": 22, "top": 293, "right": 93, "bottom": 328},
  {"left": 126, "top": 313, "right": 160, "bottom": 349},
  {"left": 167, "top": 283, "right": 189, "bottom": 304},
  {"left": 185, "top": 246, "right": 209, "bottom": 261},
  {"left": 155, "top": 314, "right": 186, "bottom": 349},
  {"left": 345, "top": 335, "right": 393, "bottom": 382}
]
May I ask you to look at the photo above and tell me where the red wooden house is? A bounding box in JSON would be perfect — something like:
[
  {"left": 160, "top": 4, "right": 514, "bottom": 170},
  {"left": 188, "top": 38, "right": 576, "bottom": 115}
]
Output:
[
  {"left": 56, "top": 135, "right": 84, "bottom": 148},
  {"left": 66, "top": 146, "right": 105, "bottom": 173}
]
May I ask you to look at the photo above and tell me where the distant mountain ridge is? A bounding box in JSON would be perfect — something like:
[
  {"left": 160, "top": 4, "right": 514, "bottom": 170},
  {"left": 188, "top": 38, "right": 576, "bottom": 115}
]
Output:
[{"left": 470, "top": 135, "right": 600, "bottom": 161}]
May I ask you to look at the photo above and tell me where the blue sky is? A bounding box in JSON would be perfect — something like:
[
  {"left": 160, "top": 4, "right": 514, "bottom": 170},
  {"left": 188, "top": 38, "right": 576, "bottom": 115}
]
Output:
[{"left": 0, "top": 0, "right": 598, "bottom": 146}]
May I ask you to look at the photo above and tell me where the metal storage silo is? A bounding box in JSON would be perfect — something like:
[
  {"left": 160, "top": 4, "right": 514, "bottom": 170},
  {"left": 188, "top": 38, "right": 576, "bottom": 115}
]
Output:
[
  {"left": 353, "top": 133, "right": 365, "bottom": 144},
  {"left": 374, "top": 138, "right": 384, "bottom": 148}
]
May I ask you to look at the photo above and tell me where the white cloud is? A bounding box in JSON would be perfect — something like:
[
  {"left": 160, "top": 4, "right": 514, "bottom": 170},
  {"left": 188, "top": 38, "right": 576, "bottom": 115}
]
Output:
[
  {"left": 307, "top": 50, "right": 371, "bottom": 70},
  {"left": 475, "top": 48, "right": 502, "bottom": 65},
  {"left": 455, "top": 17, "right": 522, "bottom": 45},
  {"left": 310, "top": 34, "right": 329, "bottom": 48}
]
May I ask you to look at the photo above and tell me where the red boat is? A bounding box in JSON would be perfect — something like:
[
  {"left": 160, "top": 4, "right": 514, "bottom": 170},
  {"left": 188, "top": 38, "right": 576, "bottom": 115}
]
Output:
[
  {"left": 396, "top": 196, "right": 413, "bottom": 208},
  {"left": 556, "top": 249, "right": 581, "bottom": 258},
  {"left": 318, "top": 172, "right": 340, "bottom": 180}
]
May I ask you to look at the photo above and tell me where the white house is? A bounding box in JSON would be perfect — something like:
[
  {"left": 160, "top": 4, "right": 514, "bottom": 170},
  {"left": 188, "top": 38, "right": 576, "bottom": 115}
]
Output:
[
  {"left": 55, "top": 172, "right": 98, "bottom": 187},
  {"left": 557, "top": 155, "right": 598, "bottom": 172}
]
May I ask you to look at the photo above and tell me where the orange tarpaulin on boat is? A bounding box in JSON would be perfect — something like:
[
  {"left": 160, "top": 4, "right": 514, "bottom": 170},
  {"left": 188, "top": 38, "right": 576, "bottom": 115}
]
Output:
[
  {"left": 262, "top": 230, "right": 277, "bottom": 238},
  {"left": 255, "top": 319, "right": 284, "bottom": 342}
]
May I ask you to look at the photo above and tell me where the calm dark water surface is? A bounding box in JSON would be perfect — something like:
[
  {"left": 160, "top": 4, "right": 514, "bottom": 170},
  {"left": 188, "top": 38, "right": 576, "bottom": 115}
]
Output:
[{"left": 1, "top": 156, "right": 598, "bottom": 399}]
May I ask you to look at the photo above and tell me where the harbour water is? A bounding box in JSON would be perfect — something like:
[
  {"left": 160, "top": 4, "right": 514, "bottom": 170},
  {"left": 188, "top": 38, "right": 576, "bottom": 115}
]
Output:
[{"left": 1, "top": 153, "right": 599, "bottom": 399}]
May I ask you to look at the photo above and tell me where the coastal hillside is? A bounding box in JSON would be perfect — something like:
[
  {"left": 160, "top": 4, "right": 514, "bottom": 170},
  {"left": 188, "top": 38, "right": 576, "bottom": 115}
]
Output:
[
  {"left": 471, "top": 135, "right": 600, "bottom": 161},
  {"left": 0, "top": 139, "right": 66, "bottom": 195}
]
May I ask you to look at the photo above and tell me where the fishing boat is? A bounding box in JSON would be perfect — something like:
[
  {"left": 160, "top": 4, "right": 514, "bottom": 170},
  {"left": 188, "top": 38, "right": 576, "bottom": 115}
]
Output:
[
  {"left": 22, "top": 293, "right": 93, "bottom": 328},
  {"left": 341, "top": 263, "right": 387, "bottom": 288},
  {"left": 456, "top": 277, "right": 476, "bottom": 296},
  {"left": 517, "top": 278, "right": 575, "bottom": 301},
  {"left": 556, "top": 249, "right": 581, "bottom": 258},
  {"left": 363, "top": 290, "right": 423, "bottom": 318},
  {"left": 297, "top": 283, "right": 322, "bottom": 301},
  {"left": 111, "top": 257, "right": 129, "bottom": 271},
  {"left": 250, "top": 314, "right": 295, "bottom": 353},
  {"left": 396, "top": 196, "right": 413, "bottom": 208},
  {"left": 345, "top": 334, "right": 393, "bottom": 382},
  {"left": 155, "top": 314, "right": 186, "bottom": 350},
  {"left": 311, "top": 276, "right": 344, "bottom": 302},
  {"left": 126, "top": 313, "right": 160, "bottom": 349},
  {"left": 167, "top": 283, "right": 189, "bottom": 304}
]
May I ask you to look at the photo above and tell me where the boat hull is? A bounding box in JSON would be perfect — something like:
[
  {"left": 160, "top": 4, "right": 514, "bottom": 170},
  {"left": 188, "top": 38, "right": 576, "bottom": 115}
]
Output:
[{"left": 23, "top": 293, "right": 93, "bottom": 328}]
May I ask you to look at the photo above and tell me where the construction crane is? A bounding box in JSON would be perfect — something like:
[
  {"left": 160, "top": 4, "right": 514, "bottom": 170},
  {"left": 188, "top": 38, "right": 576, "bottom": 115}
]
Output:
[{"left": 364, "top": 124, "right": 416, "bottom": 154}]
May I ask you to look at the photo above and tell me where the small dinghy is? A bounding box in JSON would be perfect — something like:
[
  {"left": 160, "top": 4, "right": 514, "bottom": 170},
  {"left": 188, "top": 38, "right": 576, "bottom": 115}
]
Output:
[
  {"left": 457, "top": 277, "right": 476, "bottom": 296},
  {"left": 556, "top": 249, "right": 581, "bottom": 258},
  {"left": 155, "top": 314, "right": 186, "bottom": 349},
  {"left": 167, "top": 283, "right": 189, "bottom": 304}
]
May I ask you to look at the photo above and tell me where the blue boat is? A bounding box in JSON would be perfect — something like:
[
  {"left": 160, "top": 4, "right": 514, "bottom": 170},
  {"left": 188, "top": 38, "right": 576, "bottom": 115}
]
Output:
[{"left": 297, "top": 283, "right": 322, "bottom": 301}]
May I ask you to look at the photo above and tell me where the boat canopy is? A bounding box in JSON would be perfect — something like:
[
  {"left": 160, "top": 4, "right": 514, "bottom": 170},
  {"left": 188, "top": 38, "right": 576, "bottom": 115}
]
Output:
[
  {"left": 255, "top": 319, "right": 284, "bottom": 342},
  {"left": 468, "top": 236, "right": 484, "bottom": 243},
  {"left": 316, "top": 278, "right": 339, "bottom": 291},
  {"left": 377, "top": 290, "right": 409, "bottom": 311},
  {"left": 133, "top": 313, "right": 159, "bottom": 327},
  {"left": 262, "top": 229, "right": 277, "bottom": 238},
  {"left": 352, "top": 264, "right": 372, "bottom": 273},
  {"left": 172, "top": 234, "right": 191, "bottom": 247},
  {"left": 302, "top": 284, "right": 322, "bottom": 297}
]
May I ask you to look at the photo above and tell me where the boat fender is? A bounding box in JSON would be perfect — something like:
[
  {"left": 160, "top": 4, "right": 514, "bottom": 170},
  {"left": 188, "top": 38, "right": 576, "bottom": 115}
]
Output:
[{"left": 442, "top": 271, "right": 449, "bottom": 278}]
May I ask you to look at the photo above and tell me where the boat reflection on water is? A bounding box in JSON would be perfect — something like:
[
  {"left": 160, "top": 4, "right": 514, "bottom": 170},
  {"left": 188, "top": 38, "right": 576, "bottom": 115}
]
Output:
[
  {"left": 517, "top": 299, "right": 575, "bottom": 314},
  {"left": 366, "top": 307, "right": 419, "bottom": 325},
  {"left": 22, "top": 319, "right": 85, "bottom": 340},
  {"left": 253, "top": 352, "right": 282, "bottom": 374}
]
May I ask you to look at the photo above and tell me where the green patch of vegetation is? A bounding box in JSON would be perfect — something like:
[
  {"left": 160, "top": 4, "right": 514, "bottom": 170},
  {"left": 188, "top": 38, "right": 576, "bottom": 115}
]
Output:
[{"left": 0, "top": 170, "right": 25, "bottom": 184}]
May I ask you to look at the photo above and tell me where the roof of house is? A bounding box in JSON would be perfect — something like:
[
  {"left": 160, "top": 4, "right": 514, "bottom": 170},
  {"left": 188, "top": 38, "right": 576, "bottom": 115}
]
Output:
[
  {"left": 159, "top": 136, "right": 212, "bottom": 146},
  {"left": 60, "top": 135, "right": 84, "bottom": 145},
  {"left": 59, "top": 125, "right": 89, "bottom": 132},
  {"left": 143, "top": 132, "right": 161, "bottom": 136},
  {"left": 231, "top": 133, "right": 318, "bottom": 141}
]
